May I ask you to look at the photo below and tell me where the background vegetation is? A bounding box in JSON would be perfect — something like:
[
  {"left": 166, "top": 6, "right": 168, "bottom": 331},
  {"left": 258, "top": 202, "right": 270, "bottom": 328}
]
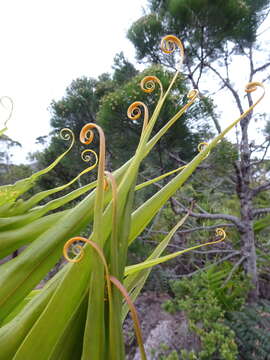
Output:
[{"left": 1, "top": 1, "right": 270, "bottom": 358}]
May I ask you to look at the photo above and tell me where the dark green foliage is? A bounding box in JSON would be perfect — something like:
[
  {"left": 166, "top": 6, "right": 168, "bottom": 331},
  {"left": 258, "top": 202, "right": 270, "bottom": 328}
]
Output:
[
  {"left": 209, "top": 139, "right": 239, "bottom": 176},
  {"left": 203, "top": 262, "right": 250, "bottom": 312},
  {"left": 227, "top": 300, "right": 270, "bottom": 360},
  {"left": 0, "top": 135, "right": 33, "bottom": 187},
  {"left": 161, "top": 350, "right": 181, "bottom": 360},
  {"left": 33, "top": 65, "right": 211, "bottom": 193},
  {"left": 0, "top": 164, "right": 33, "bottom": 187},
  {"left": 32, "top": 77, "right": 102, "bottom": 190},
  {"left": 128, "top": 0, "right": 269, "bottom": 65},
  {"left": 127, "top": 14, "right": 164, "bottom": 63},
  {"left": 166, "top": 0, "right": 265, "bottom": 45},
  {"left": 97, "top": 65, "right": 211, "bottom": 169},
  {"left": 112, "top": 52, "right": 139, "bottom": 85},
  {"left": 162, "top": 263, "right": 250, "bottom": 359},
  {"left": 165, "top": 262, "right": 249, "bottom": 313},
  {"left": 50, "top": 77, "right": 99, "bottom": 133}
]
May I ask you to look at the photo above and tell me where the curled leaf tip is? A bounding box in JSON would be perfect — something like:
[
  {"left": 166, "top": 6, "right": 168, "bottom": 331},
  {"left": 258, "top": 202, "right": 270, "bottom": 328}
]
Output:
[
  {"left": 63, "top": 236, "right": 109, "bottom": 269},
  {"left": 127, "top": 101, "right": 149, "bottom": 133},
  {"left": 58, "top": 127, "right": 75, "bottom": 154},
  {"left": 60, "top": 128, "right": 74, "bottom": 142},
  {"left": 160, "top": 35, "right": 184, "bottom": 69},
  {"left": 198, "top": 141, "right": 210, "bottom": 159},
  {"left": 140, "top": 75, "right": 164, "bottom": 98},
  {"left": 81, "top": 148, "right": 98, "bottom": 165},
  {"left": 187, "top": 89, "right": 199, "bottom": 100},
  {"left": 63, "top": 237, "right": 85, "bottom": 263},
  {"left": 197, "top": 141, "right": 208, "bottom": 152},
  {"left": 215, "top": 228, "right": 226, "bottom": 241},
  {"left": 79, "top": 123, "right": 106, "bottom": 187},
  {"left": 80, "top": 123, "right": 95, "bottom": 145},
  {"left": 245, "top": 81, "right": 264, "bottom": 93},
  {"left": 127, "top": 101, "right": 147, "bottom": 120}
]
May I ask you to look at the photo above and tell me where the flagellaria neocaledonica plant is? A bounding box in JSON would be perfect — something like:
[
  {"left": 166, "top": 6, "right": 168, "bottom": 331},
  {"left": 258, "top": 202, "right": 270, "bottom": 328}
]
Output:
[{"left": 0, "top": 35, "right": 265, "bottom": 360}]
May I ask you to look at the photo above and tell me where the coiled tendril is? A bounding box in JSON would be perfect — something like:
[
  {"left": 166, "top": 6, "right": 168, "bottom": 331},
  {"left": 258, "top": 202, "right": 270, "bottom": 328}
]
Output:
[
  {"left": 160, "top": 35, "right": 185, "bottom": 69},
  {"left": 245, "top": 81, "right": 263, "bottom": 94},
  {"left": 187, "top": 89, "right": 199, "bottom": 101},
  {"left": 64, "top": 236, "right": 108, "bottom": 265},
  {"left": 140, "top": 75, "right": 164, "bottom": 99},
  {"left": 197, "top": 141, "right": 210, "bottom": 159},
  {"left": 81, "top": 149, "right": 98, "bottom": 164},
  {"left": 127, "top": 101, "right": 149, "bottom": 133},
  {"left": 215, "top": 228, "right": 226, "bottom": 241},
  {"left": 60, "top": 128, "right": 75, "bottom": 143},
  {"left": 80, "top": 125, "right": 95, "bottom": 145},
  {"left": 79, "top": 123, "right": 106, "bottom": 183},
  {"left": 58, "top": 128, "right": 75, "bottom": 156}
]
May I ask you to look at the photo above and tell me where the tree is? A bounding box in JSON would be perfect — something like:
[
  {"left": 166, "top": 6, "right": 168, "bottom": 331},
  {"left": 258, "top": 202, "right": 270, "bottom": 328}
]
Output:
[
  {"left": 112, "top": 52, "right": 139, "bottom": 85},
  {"left": 33, "top": 56, "right": 138, "bottom": 189},
  {"left": 0, "top": 135, "right": 31, "bottom": 184},
  {"left": 34, "top": 52, "right": 212, "bottom": 193},
  {"left": 32, "top": 76, "right": 105, "bottom": 190},
  {"left": 128, "top": 0, "right": 270, "bottom": 301},
  {"left": 97, "top": 65, "right": 212, "bottom": 170}
]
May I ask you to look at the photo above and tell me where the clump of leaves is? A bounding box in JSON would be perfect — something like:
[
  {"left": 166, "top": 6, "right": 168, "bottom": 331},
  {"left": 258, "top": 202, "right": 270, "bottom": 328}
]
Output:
[
  {"left": 227, "top": 300, "right": 270, "bottom": 360},
  {"left": 163, "top": 262, "right": 250, "bottom": 359}
]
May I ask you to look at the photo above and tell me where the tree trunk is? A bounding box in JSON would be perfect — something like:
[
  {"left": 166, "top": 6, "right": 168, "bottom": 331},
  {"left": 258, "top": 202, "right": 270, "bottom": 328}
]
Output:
[
  {"left": 239, "top": 208, "right": 259, "bottom": 302},
  {"left": 237, "top": 115, "right": 259, "bottom": 302}
]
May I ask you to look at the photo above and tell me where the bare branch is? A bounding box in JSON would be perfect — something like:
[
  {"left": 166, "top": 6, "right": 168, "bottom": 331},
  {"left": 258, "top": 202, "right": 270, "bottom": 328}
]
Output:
[
  {"left": 252, "top": 182, "right": 270, "bottom": 196},
  {"left": 171, "top": 197, "right": 242, "bottom": 228},
  {"left": 251, "top": 140, "right": 270, "bottom": 165},
  {"left": 252, "top": 207, "right": 270, "bottom": 217},
  {"left": 249, "top": 46, "right": 255, "bottom": 82},
  {"left": 184, "top": 209, "right": 241, "bottom": 227},
  {"left": 176, "top": 223, "right": 235, "bottom": 235},
  {"left": 254, "top": 61, "right": 270, "bottom": 75},
  {"left": 205, "top": 63, "right": 244, "bottom": 114}
]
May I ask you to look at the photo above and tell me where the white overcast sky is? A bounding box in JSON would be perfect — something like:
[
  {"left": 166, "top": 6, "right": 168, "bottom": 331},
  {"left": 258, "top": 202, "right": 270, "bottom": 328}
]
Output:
[
  {"left": 1, "top": 0, "right": 269, "bottom": 165},
  {"left": 0, "top": 0, "right": 148, "bottom": 163}
]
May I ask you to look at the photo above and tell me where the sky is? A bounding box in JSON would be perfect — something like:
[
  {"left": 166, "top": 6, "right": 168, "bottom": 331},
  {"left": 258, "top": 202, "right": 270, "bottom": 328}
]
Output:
[
  {"left": 0, "top": 0, "right": 148, "bottom": 163},
  {"left": 0, "top": 0, "right": 269, "bottom": 165}
]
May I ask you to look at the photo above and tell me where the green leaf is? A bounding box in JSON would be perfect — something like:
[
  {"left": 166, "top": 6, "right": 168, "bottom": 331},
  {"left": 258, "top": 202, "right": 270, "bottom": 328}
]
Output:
[
  {"left": 0, "top": 189, "right": 95, "bottom": 320},
  {"left": 0, "top": 211, "right": 68, "bottom": 259},
  {"left": 122, "top": 212, "right": 189, "bottom": 320},
  {"left": 0, "top": 265, "right": 67, "bottom": 359},
  {"left": 0, "top": 129, "right": 75, "bottom": 207},
  {"left": 12, "top": 248, "right": 91, "bottom": 360},
  {"left": 48, "top": 294, "right": 88, "bottom": 360}
]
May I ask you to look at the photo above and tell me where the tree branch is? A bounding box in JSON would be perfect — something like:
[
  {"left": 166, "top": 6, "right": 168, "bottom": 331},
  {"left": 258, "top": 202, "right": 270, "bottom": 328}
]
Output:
[
  {"left": 171, "top": 197, "right": 242, "bottom": 228},
  {"left": 254, "top": 61, "right": 270, "bottom": 75},
  {"left": 176, "top": 223, "right": 235, "bottom": 235},
  {"left": 205, "top": 63, "right": 244, "bottom": 114},
  {"left": 251, "top": 140, "right": 270, "bottom": 165},
  {"left": 252, "top": 207, "right": 270, "bottom": 217},
  {"left": 252, "top": 182, "right": 270, "bottom": 196}
]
